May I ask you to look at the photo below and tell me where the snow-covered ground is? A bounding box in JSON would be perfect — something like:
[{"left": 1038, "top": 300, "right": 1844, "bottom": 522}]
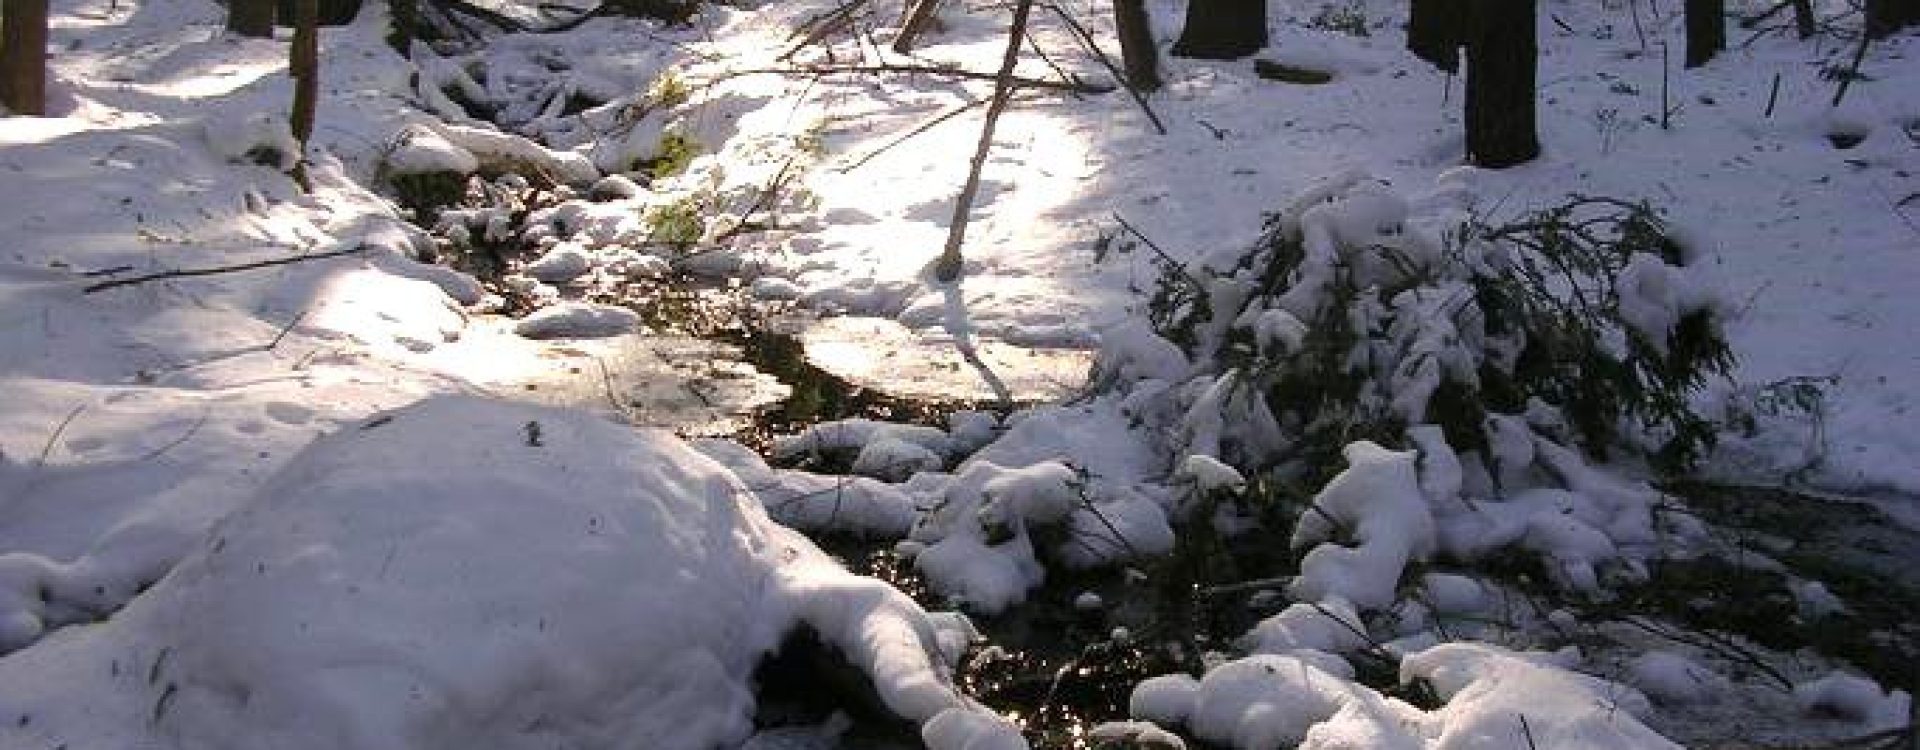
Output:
[{"left": 1, "top": 0, "right": 1916, "bottom": 746}]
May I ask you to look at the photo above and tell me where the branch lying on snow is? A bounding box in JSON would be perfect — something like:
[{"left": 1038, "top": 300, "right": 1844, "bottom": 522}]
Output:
[
  {"left": 836, "top": 95, "right": 988, "bottom": 172},
  {"left": 82, "top": 246, "right": 365, "bottom": 294},
  {"left": 722, "top": 63, "right": 1115, "bottom": 94}
]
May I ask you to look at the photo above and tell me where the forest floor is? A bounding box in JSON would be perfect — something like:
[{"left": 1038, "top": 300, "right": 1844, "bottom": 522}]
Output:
[{"left": 1, "top": 0, "right": 1918, "bottom": 747}]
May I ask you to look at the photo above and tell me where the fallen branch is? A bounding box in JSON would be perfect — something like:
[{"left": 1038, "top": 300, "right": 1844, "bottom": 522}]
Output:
[
  {"left": 836, "top": 95, "right": 987, "bottom": 172},
  {"left": 724, "top": 63, "right": 1114, "bottom": 94},
  {"left": 715, "top": 155, "right": 802, "bottom": 240},
  {"left": 83, "top": 246, "right": 364, "bottom": 294},
  {"left": 932, "top": 0, "right": 1036, "bottom": 282}
]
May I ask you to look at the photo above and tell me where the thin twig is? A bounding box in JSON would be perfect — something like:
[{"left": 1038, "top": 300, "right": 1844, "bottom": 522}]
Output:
[
  {"left": 1110, "top": 211, "right": 1203, "bottom": 288},
  {"left": 83, "top": 247, "right": 364, "bottom": 294},
  {"left": 721, "top": 64, "right": 1114, "bottom": 94},
  {"left": 135, "top": 412, "right": 210, "bottom": 463},
  {"left": 716, "top": 155, "right": 801, "bottom": 240},
  {"left": 267, "top": 310, "right": 309, "bottom": 351},
  {"left": 34, "top": 403, "right": 88, "bottom": 470},
  {"left": 1197, "top": 576, "right": 1293, "bottom": 597},
  {"left": 836, "top": 95, "right": 988, "bottom": 172},
  {"left": 1830, "top": 29, "right": 1872, "bottom": 108}
]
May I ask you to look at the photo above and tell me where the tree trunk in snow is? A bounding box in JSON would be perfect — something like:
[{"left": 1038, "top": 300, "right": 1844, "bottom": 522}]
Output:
[
  {"left": 1408, "top": 0, "right": 1463, "bottom": 73},
  {"left": 1684, "top": 0, "right": 1724, "bottom": 68},
  {"left": 228, "top": 0, "right": 276, "bottom": 37},
  {"left": 1866, "top": 0, "right": 1919, "bottom": 38},
  {"left": 275, "top": 0, "right": 361, "bottom": 26},
  {"left": 1114, "top": 0, "right": 1160, "bottom": 90},
  {"left": 1791, "top": 0, "right": 1815, "bottom": 38},
  {"left": 289, "top": 0, "right": 318, "bottom": 189},
  {"left": 388, "top": 0, "right": 419, "bottom": 54},
  {"left": 1463, "top": 0, "right": 1539, "bottom": 168},
  {"left": 1, "top": 0, "right": 47, "bottom": 116},
  {"left": 1171, "top": 0, "right": 1266, "bottom": 60}
]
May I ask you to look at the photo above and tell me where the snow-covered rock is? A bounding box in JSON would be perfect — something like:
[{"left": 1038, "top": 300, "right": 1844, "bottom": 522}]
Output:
[
  {"left": 524, "top": 242, "right": 595, "bottom": 282},
  {"left": 1626, "top": 651, "right": 1726, "bottom": 704},
  {"left": 513, "top": 302, "right": 640, "bottom": 339},
  {"left": 385, "top": 126, "right": 480, "bottom": 176}
]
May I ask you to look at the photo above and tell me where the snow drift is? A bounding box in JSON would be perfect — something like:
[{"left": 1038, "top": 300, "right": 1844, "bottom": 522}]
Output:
[{"left": 0, "top": 396, "right": 1019, "bottom": 750}]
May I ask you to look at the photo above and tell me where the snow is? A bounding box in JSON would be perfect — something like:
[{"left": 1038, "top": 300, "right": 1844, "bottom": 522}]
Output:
[
  {"left": 1178, "top": 453, "right": 1246, "bottom": 494},
  {"left": 1627, "top": 651, "right": 1726, "bottom": 705},
  {"left": 1792, "top": 671, "right": 1912, "bottom": 731},
  {"left": 695, "top": 438, "right": 920, "bottom": 537},
  {"left": 1418, "top": 573, "right": 1486, "bottom": 616},
  {"left": 1289, "top": 441, "right": 1435, "bottom": 610},
  {"left": 5, "top": 0, "right": 1918, "bottom": 745},
  {"left": 1087, "top": 720, "right": 1187, "bottom": 749},
  {"left": 203, "top": 112, "right": 301, "bottom": 170},
  {"left": 523, "top": 242, "right": 595, "bottom": 282},
  {"left": 1130, "top": 673, "right": 1202, "bottom": 727},
  {"left": 383, "top": 126, "right": 480, "bottom": 176},
  {"left": 1403, "top": 643, "right": 1678, "bottom": 750},
  {"left": 0, "top": 396, "right": 1008, "bottom": 749}
]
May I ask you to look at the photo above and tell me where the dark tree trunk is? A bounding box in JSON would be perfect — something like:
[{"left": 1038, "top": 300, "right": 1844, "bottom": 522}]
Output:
[
  {"left": 1, "top": 0, "right": 47, "bottom": 115},
  {"left": 228, "top": 0, "right": 276, "bottom": 37},
  {"left": 1684, "top": 0, "right": 1724, "bottom": 67},
  {"left": 1464, "top": 0, "right": 1539, "bottom": 168},
  {"left": 1866, "top": 0, "right": 1919, "bottom": 38},
  {"left": 1114, "top": 0, "right": 1160, "bottom": 90},
  {"left": 1791, "top": 0, "right": 1815, "bottom": 38},
  {"left": 289, "top": 0, "right": 318, "bottom": 189},
  {"left": 1171, "top": 0, "right": 1266, "bottom": 60},
  {"left": 1408, "top": 0, "right": 1464, "bottom": 73},
  {"left": 275, "top": 0, "right": 361, "bottom": 26}
]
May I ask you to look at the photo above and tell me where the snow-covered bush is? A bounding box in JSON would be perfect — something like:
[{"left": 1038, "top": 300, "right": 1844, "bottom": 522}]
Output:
[
  {"left": 1127, "top": 173, "right": 1732, "bottom": 482},
  {"left": 1092, "top": 173, "right": 1733, "bottom": 606}
]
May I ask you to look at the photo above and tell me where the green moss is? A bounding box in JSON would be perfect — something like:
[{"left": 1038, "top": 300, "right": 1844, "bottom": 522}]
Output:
[
  {"left": 387, "top": 170, "right": 468, "bottom": 221},
  {"left": 636, "top": 130, "right": 699, "bottom": 179},
  {"left": 645, "top": 195, "right": 704, "bottom": 249},
  {"left": 648, "top": 71, "right": 691, "bottom": 110}
]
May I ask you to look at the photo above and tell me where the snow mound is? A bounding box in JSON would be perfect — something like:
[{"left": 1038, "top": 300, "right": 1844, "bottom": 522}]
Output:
[
  {"left": 384, "top": 126, "right": 479, "bottom": 176},
  {"left": 1403, "top": 643, "right": 1676, "bottom": 749},
  {"left": 137, "top": 396, "right": 787, "bottom": 749},
  {"left": 1793, "top": 671, "right": 1912, "bottom": 731},
  {"left": 908, "top": 458, "right": 1171, "bottom": 613},
  {"left": 1626, "top": 651, "right": 1725, "bottom": 704},
  {"left": 203, "top": 112, "right": 300, "bottom": 170},
  {"left": 695, "top": 438, "right": 920, "bottom": 538},
  {"left": 1140, "top": 643, "right": 1679, "bottom": 749},
  {"left": 0, "top": 397, "right": 1017, "bottom": 750}
]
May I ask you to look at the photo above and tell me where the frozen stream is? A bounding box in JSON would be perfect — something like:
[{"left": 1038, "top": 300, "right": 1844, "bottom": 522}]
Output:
[{"left": 471, "top": 310, "right": 1092, "bottom": 441}]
